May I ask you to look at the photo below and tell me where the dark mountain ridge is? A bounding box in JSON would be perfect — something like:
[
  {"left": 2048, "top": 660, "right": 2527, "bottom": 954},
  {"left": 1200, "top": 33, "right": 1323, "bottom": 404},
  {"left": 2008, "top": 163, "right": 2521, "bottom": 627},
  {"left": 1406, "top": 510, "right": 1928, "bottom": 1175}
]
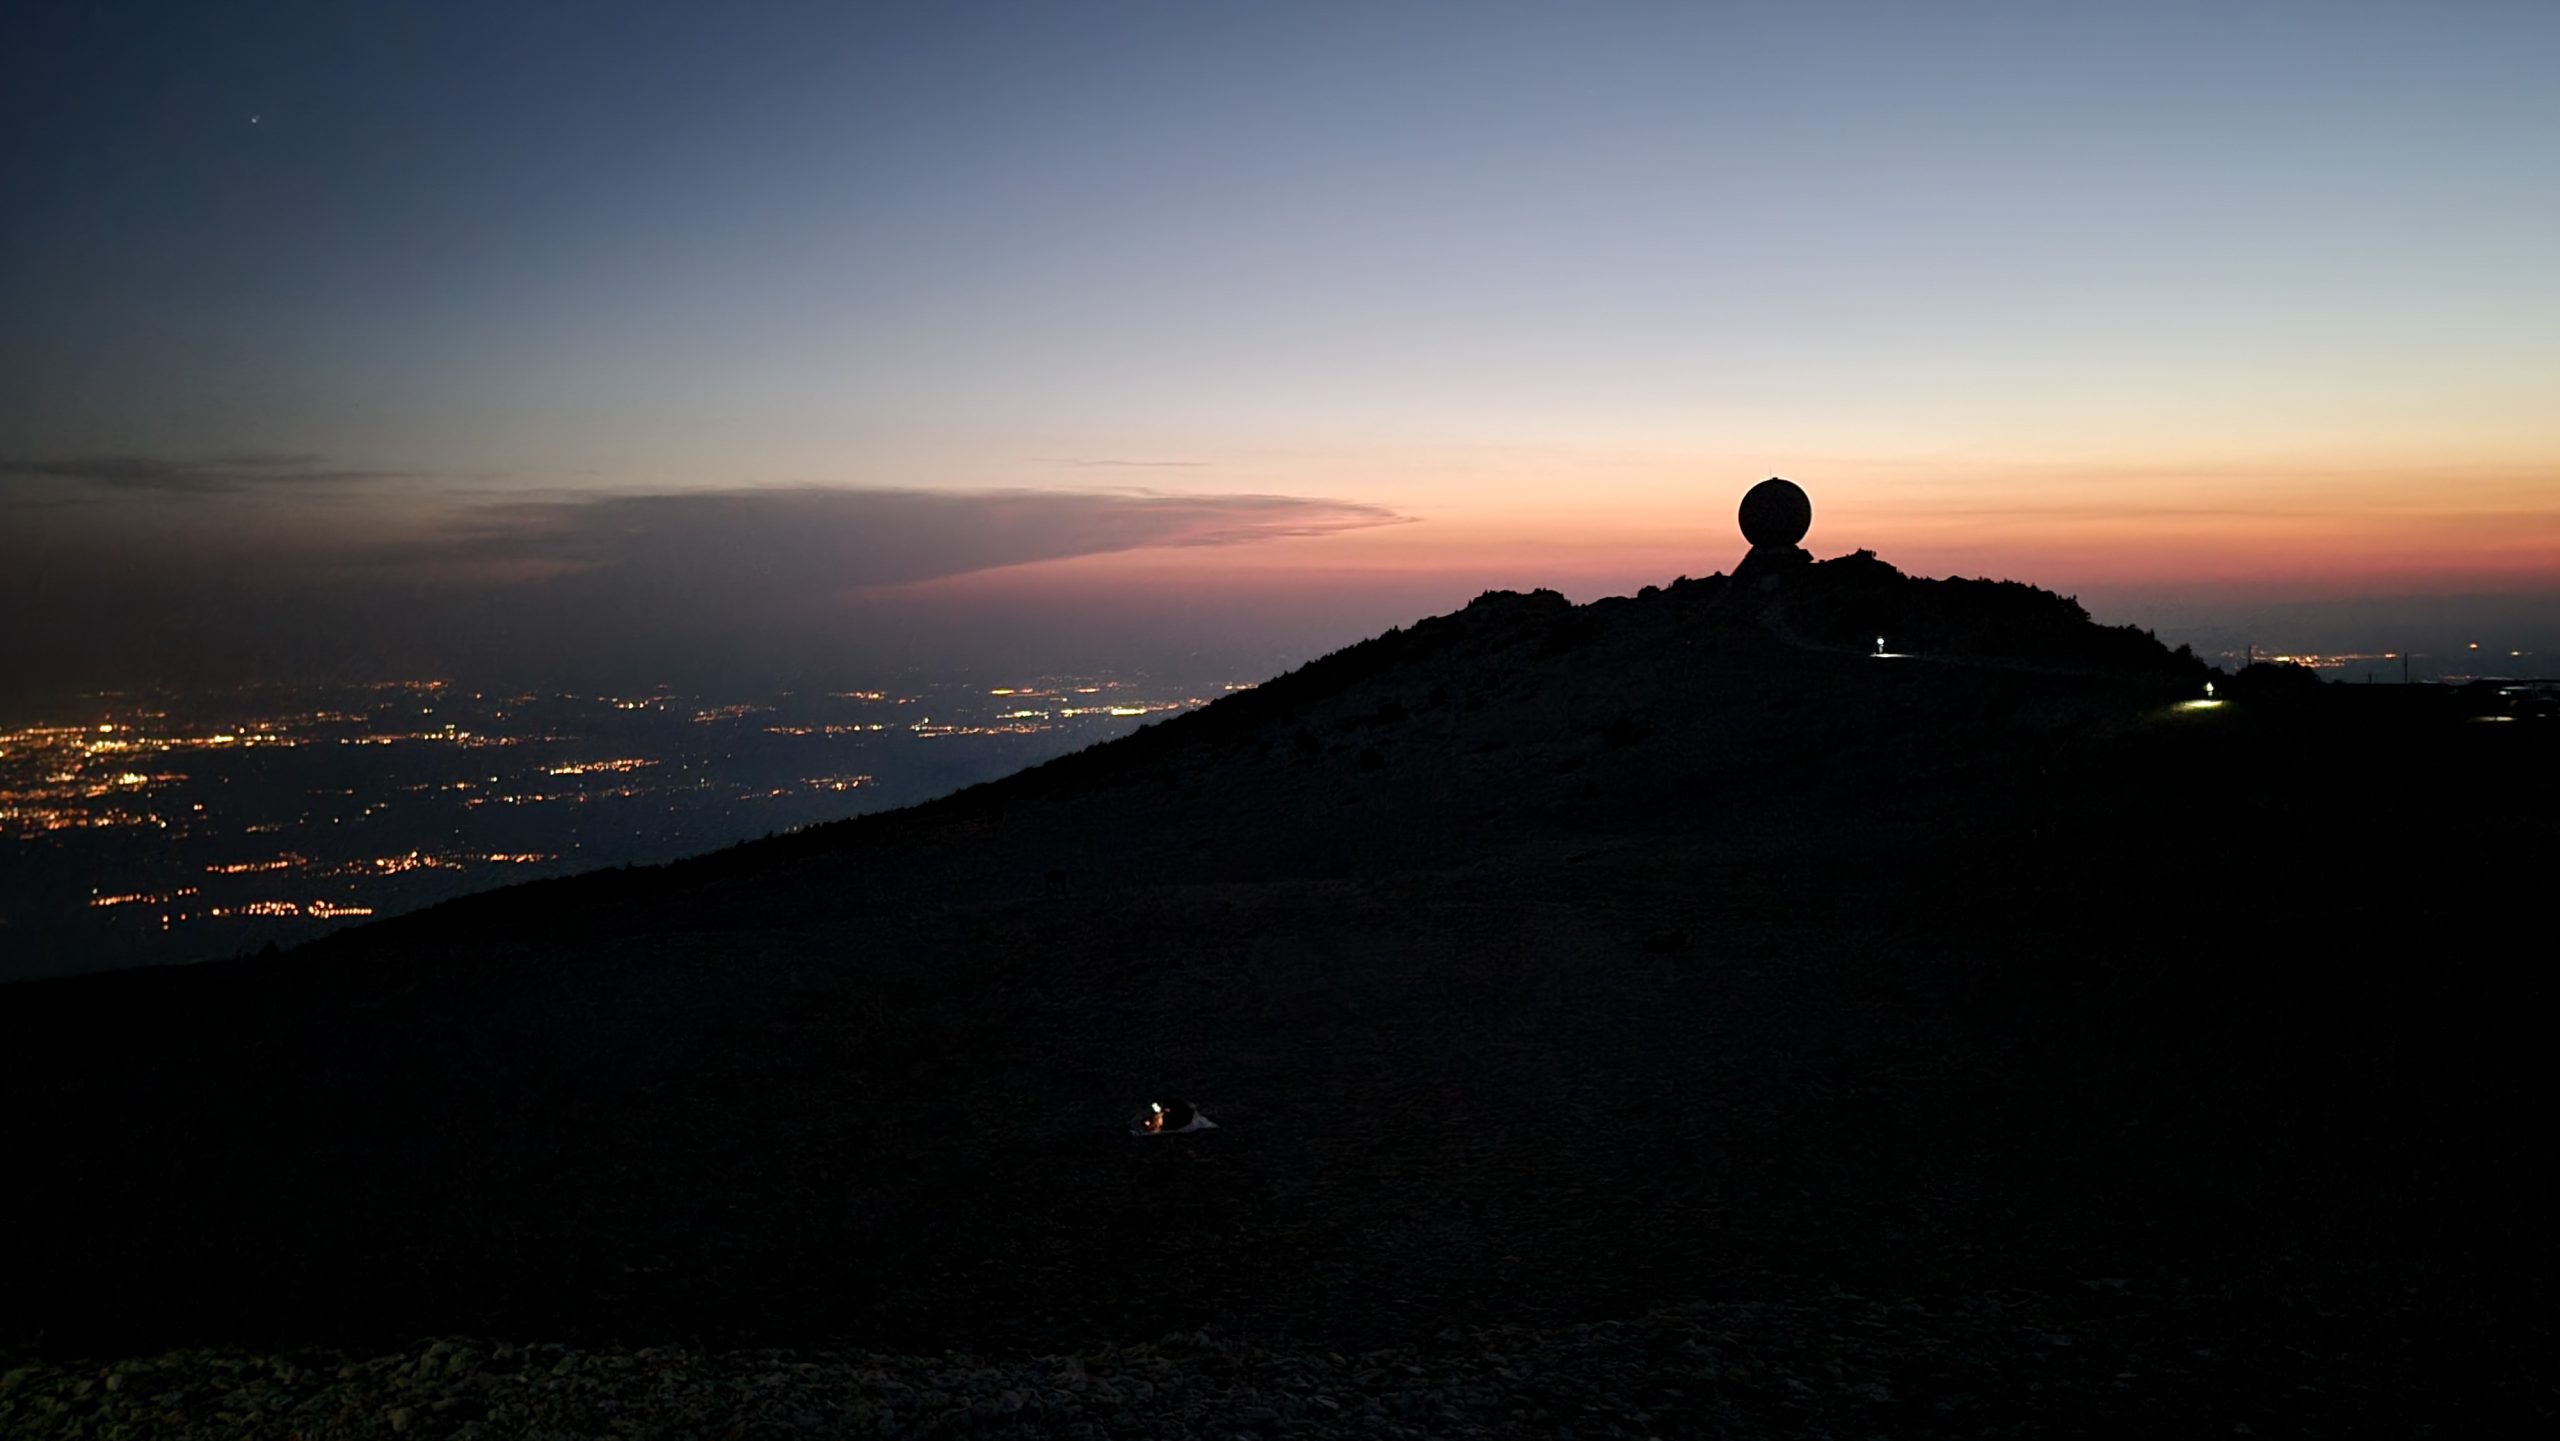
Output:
[{"left": 3, "top": 551, "right": 2552, "bottom": 1432}]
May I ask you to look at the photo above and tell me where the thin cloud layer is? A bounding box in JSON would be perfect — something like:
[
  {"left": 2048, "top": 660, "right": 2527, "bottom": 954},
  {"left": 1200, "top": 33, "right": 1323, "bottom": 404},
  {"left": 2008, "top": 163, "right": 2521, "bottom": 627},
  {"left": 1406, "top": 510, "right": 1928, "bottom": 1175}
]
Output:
[
  {"left": 0, "top": 452, "right": 417, "bottom": 494},
  {"left": 0, "top": 484, "right": 1412, "bottom": 701},
  {"left": 375, "top": 486, "right": 1407, "bottom": 589}
]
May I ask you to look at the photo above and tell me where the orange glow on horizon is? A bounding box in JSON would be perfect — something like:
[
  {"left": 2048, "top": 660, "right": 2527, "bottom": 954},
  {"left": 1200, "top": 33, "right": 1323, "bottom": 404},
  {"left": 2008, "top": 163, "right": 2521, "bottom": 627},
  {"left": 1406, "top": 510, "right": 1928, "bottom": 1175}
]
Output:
[{"left": 883, "top": 452, "right": 2560, "bottom": 609}]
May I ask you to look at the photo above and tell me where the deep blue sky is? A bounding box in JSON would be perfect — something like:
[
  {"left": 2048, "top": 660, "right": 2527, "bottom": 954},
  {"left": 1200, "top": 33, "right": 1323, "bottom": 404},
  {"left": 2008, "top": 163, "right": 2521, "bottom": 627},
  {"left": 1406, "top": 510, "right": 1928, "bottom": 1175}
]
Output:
[{"left": 5, "top": 2, "right": 2555, "bottom": 699}]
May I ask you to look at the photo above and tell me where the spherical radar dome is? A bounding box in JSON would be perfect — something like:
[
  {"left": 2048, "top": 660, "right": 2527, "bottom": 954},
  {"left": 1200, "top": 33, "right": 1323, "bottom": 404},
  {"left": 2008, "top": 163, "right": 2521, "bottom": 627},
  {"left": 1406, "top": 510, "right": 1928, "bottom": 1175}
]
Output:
[{"left": 1738, "top": 477, "right": 1812, "bottom": 549}]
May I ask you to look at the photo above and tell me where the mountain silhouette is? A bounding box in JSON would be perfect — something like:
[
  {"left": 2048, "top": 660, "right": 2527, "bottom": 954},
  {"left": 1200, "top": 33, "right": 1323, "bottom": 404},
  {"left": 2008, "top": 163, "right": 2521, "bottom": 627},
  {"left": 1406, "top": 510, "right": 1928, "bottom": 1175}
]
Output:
[{"left": 3, "top": 551, "right": 2552, "bottom": 1432}]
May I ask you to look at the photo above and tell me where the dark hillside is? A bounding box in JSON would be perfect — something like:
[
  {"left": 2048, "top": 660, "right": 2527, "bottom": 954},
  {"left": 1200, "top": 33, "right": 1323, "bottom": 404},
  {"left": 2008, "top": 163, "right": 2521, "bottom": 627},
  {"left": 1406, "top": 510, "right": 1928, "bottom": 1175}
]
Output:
[{"left": 3, "top": 553, "right": 2553, "bottom": 1433}]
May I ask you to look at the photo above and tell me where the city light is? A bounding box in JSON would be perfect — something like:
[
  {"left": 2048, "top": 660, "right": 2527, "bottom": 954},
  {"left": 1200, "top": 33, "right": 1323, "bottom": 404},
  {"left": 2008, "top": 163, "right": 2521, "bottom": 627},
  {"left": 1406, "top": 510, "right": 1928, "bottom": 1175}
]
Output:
[
  {"left": 543, "top": 759, "right": 657, "bottom": 776},
  {"left": 206, "top": 855, "right": 306, "bottom": 875},
  {"left": 6, "top": 672, "right": 1234, "bottom": 956}
]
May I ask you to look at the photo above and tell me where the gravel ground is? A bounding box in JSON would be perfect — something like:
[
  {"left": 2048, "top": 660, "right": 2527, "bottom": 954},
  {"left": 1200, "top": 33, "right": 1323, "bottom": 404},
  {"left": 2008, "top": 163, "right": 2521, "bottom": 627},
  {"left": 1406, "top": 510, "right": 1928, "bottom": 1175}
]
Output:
[{"left": 6, "top": 1275, "right": 2548, "bottom": 1439}]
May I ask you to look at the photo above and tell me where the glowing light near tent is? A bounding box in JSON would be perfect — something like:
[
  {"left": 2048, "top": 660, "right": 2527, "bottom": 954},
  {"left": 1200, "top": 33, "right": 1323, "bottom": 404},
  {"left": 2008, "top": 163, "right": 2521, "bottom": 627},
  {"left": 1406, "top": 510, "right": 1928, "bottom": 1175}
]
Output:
[{"left": 1130, "top": 1099, "right": 1217, "bottom": 1136}]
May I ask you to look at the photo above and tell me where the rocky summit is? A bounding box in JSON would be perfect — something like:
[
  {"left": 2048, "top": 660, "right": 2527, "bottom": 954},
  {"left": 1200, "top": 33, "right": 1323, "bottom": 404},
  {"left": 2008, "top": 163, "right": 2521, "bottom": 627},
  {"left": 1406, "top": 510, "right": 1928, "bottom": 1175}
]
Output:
[{"left": 3, "top": 552, "right": 2554, "bottom": 1437}]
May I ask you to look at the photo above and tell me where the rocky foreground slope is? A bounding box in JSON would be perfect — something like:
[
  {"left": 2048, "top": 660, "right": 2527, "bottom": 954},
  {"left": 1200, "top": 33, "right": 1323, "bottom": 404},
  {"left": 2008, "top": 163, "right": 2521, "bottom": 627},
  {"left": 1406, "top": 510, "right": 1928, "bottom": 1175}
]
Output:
[
  {"left": 6, "top": 1274, "right": 2516, "bottom": 1440},
  {"left": 3, "top": 552, "right": 2553, "bottom": 1435}
]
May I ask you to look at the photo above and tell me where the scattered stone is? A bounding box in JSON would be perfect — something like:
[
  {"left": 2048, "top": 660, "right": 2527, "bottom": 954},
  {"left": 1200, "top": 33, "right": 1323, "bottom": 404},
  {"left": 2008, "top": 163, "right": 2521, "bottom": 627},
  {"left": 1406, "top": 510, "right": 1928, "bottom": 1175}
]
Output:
[{"left": 0, "top": 1287, "right": 2531, "bottom": 1439}]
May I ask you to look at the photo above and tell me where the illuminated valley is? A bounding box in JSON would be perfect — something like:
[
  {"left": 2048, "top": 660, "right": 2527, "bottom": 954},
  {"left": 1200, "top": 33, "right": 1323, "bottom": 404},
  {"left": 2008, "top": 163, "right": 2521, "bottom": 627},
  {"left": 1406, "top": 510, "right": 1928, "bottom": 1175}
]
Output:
[{"left": 0, "top": 674, "right": 1244, "bottom": 977}]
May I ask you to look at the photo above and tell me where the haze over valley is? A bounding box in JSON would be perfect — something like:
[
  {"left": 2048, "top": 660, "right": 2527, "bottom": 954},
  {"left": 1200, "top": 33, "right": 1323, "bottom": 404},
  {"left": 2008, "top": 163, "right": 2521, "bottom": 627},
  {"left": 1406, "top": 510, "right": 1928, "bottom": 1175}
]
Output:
[{"left": 0, "top": 671, "right": 1249, "bottom": 979}]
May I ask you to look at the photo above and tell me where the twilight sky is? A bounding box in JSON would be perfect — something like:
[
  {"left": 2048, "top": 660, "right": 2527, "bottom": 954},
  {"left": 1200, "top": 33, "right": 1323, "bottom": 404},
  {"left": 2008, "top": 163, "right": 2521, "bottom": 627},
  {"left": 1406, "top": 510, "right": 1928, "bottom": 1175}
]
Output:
[{"left": 4, "top": 1, "right": 2555, "bottom": 702}]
